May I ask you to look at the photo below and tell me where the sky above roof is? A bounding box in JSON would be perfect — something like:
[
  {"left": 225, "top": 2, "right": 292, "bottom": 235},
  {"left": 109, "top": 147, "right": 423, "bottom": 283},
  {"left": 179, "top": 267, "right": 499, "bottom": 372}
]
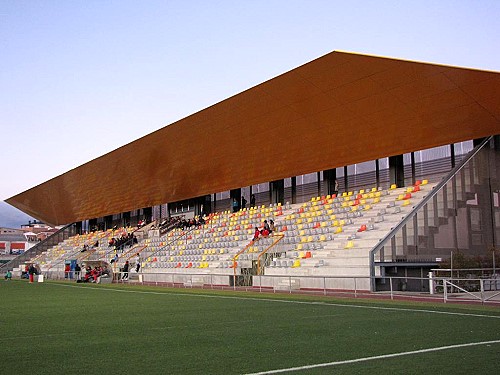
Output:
[{"left": 1, "top": 0, "right": 499, "bottom": 226}]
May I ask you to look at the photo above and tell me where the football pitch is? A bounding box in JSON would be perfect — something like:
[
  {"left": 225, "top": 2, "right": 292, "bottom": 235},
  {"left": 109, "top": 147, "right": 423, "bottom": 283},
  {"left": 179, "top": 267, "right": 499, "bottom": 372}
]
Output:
[{"left": 1, "top": 280, "right": 499, "bottom": 374}]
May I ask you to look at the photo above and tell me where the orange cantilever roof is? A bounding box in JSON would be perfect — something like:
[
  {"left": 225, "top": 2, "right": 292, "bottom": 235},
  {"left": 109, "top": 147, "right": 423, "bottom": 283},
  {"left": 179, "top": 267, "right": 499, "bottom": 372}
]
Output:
[{"left": 6, "top": 51, "right": 500, "bottom": 225}]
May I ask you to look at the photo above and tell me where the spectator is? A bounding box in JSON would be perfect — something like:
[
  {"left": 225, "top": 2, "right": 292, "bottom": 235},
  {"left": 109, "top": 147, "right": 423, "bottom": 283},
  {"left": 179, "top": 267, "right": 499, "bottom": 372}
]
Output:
[
  {"left": 261, "top": 220, "right": 271, "bottom": 236},
  {"left": 64, "top": 263, "right": 71, "bottom": 279},
  {"left": 250, "top": 194, "right": 256, "bottom": 207},
  {"left": 28, "top": 264, "right": 37, "bottom": 283},
  {"left": 241, "top": 196, "right": 247, "bottom": 210},
  {"left": 4, "top": 270, "right": 12, "bottom": 280},
  {"left": 269, "top": 219, "right": 275, "bottom": 233},
  {"left": 252, "top": 227, "right": 260, "bottom": 241},
  {"left": 122, "top": 261, "right": 130, "bottom": 280},
  {"left": 74, "top": 263, "right": 81, "bottom": 280},
  {"left": 232, "top": 198, "right": 239, "bottom": 213},
  {"left": 135, "top": 254, "right": 141, "bottom": 273}
]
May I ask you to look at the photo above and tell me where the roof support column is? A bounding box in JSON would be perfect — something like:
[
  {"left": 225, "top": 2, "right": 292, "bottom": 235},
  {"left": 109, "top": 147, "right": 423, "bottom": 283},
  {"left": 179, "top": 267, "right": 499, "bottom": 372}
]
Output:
[
  {"left": 389, "top": 154, "right": 404, "bottom": 188},
  {"left": 230, "top": 189, "right": 241, "bottom": 212},
  {"left": 270, "top": 179, "right": 285, "bottom": 205},
  {"left": 323, "top": 168, "right": 337, "bottom": 196}
]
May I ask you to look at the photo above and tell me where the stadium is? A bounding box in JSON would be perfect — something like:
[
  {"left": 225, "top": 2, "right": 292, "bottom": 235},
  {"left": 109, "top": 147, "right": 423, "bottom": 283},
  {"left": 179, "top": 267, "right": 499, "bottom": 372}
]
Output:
[
  {"left": 2, "top": 48, "right": 500, "bottom": 373},
  {"left": 2, "top": 0, "right": 500, "bottom": 368},
  {"left": 3, "top": 50, "right": 500, "bottom": 294}
]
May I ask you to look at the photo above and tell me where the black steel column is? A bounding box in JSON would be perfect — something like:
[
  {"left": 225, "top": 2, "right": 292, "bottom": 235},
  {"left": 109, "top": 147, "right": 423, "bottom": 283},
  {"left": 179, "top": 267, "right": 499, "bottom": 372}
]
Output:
[
  {"left": 389, "top": 154, "right": 404, "bottom": 187},
  {"left": 270, "top": 179, "right": 285, "bottom": 204}
]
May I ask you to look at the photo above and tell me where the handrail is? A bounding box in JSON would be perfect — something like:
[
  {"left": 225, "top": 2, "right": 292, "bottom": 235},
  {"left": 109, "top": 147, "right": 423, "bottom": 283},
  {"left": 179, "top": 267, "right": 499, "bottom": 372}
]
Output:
[
  {"left": 0, "top": 222, "right": 76, "bottom": 271},
  {"left": 142, "top": 225, "right": 200, "bottom": 267},
  {"left": 369, "top": 136, "right": 493, "bottom": 291},
  {"left": 231, "top": 239, "right": 258, "bottom": 278},
  {"left": 47, "top": 230, "right": 110, "bottom": 271},
  {"left": 256, "top": 233, "right": 285, "bottom": 275}
]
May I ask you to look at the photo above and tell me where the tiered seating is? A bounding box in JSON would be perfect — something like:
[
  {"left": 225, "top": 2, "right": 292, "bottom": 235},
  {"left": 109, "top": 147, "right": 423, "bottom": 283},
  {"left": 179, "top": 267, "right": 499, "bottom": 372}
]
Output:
[
  {"left": 141, "top": 203, "right": 292, "bottom": 274},
  {"left": 33, "top": 230, "right": 107, "bottom": 271},
  {"left": 21, "top": 180, "right": 434, "bottom": 291},
  {"left": 261, "top": 180, "right": 433, "bottom": 290},
  {"left": 28, "top": 227, "right": 137, "bottom": 273}
]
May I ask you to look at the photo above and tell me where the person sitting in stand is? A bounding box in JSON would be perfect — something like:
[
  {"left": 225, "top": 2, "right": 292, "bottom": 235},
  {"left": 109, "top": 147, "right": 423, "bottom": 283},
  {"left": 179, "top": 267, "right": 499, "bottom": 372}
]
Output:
[
  {"left": 83, "top": 266, "right": 91, "bottom": 282},
  {"left": 252, "top": 227, "right": 260, "bottom": 241},
  {"left": 269, "top": 219, "right": 275, "bottom": 234},
  {"left": 260, "top": 220, "right": 270, "bottom": 237}
]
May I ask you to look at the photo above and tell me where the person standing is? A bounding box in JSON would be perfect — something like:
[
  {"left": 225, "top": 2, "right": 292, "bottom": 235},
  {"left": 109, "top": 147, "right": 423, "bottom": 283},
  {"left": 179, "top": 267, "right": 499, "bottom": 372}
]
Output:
[
  {"left": 232, "top": 198, "right": 239, "bottom": 213},
  {"left": 74, "top": 263, "right": 81, "bottom": 280},
  {"left": 250, "top": 194, "right": 256, "bottom": 207},
  {"left": 241, "top": 196, "right": 247, "bottom": 210},
  {"left": 135, "top": 254, "right": 141, "bottom": 273},
  {"left": 122, "top": 261, "right": 130, "bottom": 280},
  {"left": 28, "top": 264, "right": 36, "bottom": 283}
]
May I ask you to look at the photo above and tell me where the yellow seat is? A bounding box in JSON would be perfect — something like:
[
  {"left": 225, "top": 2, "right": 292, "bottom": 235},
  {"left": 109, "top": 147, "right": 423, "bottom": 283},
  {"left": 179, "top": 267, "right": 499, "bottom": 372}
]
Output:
[
  {"left": 344, "top": 241, "right": 354, "bottom": 249},
  {"left": 335, "top": 226, "right": 343, "bottom": 234},
  {"left": 390, "top": 184, "right": 397, "bottom": 190},
  {"left": 402, "top": 199, "right": 411, "bottom": 206}
]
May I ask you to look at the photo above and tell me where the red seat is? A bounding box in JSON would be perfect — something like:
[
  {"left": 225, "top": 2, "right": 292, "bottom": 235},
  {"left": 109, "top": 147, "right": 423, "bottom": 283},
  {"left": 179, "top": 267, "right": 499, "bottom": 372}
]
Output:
[{"left": 358, "top": 224, "right": 367, "bottom": 232}]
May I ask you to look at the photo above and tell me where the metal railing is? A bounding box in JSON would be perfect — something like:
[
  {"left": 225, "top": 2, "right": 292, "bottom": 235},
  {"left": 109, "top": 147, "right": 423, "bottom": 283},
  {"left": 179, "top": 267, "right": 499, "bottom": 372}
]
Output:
[
  {"left": 369, "top": 136, "right": 496, "bottom": 291},
  {"left": 0, "top": 223, "right": 77, "bottom": 271},
  {"left": 32, "top": 270, "right": 500, "bottom": 305}
]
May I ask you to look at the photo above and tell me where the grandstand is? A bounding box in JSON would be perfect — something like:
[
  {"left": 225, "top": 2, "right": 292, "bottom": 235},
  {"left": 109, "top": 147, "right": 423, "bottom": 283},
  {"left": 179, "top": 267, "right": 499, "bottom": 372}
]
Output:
[{"left": 2, "top": 51, "right": 500, "bottom": 297}]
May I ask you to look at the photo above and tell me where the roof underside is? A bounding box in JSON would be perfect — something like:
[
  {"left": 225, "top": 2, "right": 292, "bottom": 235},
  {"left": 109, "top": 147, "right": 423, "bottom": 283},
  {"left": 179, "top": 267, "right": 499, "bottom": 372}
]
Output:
[{"left": 7, "top": 51, "right": 500, "bottom": 225}]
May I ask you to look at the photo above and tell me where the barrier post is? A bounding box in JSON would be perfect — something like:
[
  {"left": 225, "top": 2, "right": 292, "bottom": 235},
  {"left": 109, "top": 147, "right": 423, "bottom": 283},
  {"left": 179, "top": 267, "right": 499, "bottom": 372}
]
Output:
[
  {"left": 444, "top": 279, "right": 448, "bottom": 303},
  {"left": 389, "top": 277, "right": 393, "bottom": 300},
  {"left": 480, "top": 279, "right": 484, "bottom": 305},
  {"left": 428, "top": 272, "right": 434, "bottom": 294}
]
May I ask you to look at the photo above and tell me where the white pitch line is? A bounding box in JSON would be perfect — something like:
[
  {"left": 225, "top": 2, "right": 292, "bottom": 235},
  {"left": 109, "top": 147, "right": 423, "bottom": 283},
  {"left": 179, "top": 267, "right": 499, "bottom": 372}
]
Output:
[
  {"left": 243, "top": 340, "right": 500, "bottom": 374},
  {"left": 46, "top": 282, "right": 500, "bottom": 320}
]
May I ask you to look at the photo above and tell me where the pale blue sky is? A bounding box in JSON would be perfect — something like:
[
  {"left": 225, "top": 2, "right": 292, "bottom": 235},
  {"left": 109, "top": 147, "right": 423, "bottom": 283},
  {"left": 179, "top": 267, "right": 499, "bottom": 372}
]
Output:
[{"left": 1, "top": 1, "right": 499, "bottom": 225}]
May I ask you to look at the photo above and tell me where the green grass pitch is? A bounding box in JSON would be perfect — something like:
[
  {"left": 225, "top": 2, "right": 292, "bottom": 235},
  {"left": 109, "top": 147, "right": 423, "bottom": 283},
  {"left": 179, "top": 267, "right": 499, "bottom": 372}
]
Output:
[{"left": 1, "top": 280, "right": 500, "bottom": 374}]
